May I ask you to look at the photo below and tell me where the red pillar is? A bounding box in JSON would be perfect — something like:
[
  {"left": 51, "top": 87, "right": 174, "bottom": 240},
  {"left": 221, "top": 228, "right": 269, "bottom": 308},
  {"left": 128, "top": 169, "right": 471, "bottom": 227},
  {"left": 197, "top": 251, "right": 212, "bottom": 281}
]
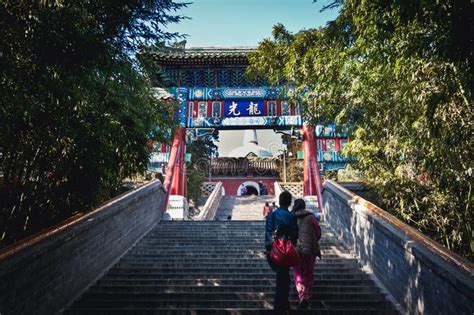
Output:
[
  {"left": 171, "top": 137, "right": 186, "bottom": 196},
  {"left": 163, "top": 127, "right": 187, "bottom": 211},
  {"left": 302, "top": 124, "right": 324, "bottom": 213}
]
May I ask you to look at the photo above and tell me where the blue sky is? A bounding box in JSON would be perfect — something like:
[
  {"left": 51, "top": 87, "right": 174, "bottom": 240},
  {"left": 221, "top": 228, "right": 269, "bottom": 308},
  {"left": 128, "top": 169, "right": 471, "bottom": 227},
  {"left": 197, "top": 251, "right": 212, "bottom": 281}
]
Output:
[{"left": 167, "top": 0, "right": 339, "bottom": 47}]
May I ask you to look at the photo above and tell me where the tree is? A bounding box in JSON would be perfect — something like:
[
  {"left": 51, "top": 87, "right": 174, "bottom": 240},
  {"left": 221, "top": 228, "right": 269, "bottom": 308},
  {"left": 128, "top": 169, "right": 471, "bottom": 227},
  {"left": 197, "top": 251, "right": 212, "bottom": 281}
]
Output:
[
  {"left": 186, "top": 136, "right": 218, "bottom": 203},
  {"left": 0, "top": 1, "right": 186, "bottom": 247},
  {"left": 247, "top": 1, "right": 473, "bottom": 259}
]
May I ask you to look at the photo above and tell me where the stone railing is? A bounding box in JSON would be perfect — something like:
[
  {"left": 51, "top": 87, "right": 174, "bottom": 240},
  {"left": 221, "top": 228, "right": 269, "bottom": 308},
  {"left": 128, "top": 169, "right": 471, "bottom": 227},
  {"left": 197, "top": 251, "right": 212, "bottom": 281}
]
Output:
[
  {"left": 0, "top": 180, "right": 166, "bottom": 315},
  {"left": 197, "top": 181, "right": 223, "bottom": 220},
  {"left": 274, "top": 181, "right": 284, "bottom": 197},
  {"left": 201, "top": 181, "right": 217, "bottom": 196},
  {"left": 275, "top": 181, "right": 320, "bottom": 216},
  {"left": 166, "top": 195, "right": 189, "bottom": 220},
  {"left": 280, "top": 182, "right": 304, "bottom": 197},
  {"left": 323, "top": 180, "right": 474, "bottom": 315}
]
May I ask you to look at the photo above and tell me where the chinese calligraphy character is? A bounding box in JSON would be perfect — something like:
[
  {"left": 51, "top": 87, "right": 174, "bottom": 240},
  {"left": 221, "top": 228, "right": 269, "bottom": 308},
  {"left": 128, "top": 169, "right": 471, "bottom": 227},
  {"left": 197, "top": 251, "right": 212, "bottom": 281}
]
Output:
[
  {"left": 228, "top": 102, "right": 241, "bottom": 116},
  {"left": 247, "top": 102, "right": 261, "bottom": 115}
]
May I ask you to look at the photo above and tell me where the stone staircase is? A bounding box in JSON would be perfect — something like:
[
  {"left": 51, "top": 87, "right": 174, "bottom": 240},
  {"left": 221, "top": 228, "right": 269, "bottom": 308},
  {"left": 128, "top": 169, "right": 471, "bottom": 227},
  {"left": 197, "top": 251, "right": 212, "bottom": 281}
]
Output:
[
  {"left": 65, "top": 221, "right": 398, "bottom": 314},
  {"left": 215, "top": 196, "right": 276, "bottom": 220}
]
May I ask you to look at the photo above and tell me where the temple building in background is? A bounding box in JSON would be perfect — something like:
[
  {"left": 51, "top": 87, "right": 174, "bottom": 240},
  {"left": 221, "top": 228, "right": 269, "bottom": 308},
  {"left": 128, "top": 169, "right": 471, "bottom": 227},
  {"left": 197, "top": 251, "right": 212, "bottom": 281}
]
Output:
[{"left": 145, "top": 42, "right": 351, "bottom": 196}]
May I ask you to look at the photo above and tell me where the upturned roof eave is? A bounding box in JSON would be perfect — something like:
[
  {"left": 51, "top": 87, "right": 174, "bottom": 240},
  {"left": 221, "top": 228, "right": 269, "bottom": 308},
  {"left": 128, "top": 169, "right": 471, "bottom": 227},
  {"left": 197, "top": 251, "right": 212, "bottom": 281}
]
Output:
[{"left": 147, "top": 46, "right": 256, "bottom": 60}]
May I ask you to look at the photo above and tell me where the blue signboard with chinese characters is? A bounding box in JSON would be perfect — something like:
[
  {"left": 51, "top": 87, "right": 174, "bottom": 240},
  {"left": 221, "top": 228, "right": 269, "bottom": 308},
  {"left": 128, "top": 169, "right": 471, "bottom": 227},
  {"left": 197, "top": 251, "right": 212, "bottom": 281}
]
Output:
[{"left": 224, "top": 100, "right": 264, "bottom": 117}]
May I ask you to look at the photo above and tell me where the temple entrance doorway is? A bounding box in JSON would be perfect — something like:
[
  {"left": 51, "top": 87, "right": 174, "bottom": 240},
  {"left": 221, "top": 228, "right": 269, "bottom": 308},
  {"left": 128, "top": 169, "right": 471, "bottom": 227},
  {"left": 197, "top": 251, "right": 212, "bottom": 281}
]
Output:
[
  {"left": 236, "top": 181, "right": 260, "bottom": 196},
  {"left": 245, "top": 186, "right": 259, "bottom": 196}
]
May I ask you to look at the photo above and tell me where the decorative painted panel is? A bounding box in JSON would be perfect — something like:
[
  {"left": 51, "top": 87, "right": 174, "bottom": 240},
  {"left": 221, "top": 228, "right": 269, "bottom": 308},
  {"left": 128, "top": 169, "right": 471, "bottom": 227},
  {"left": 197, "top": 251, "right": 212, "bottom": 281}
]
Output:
[
  {"left": 212, "top": 101, "right": 222, "bottom": 118},
  {"left": 281, "top": 101, "right": 290, "bottom": 115},
  {"left": 317, "top": 151, "right": 350, "bottom": 163},
  {"left": 161, "top": 67, "right": 264, "bottom": 87},
  {"left": 186, "top": 115, "right": 302, "bottom": 129},
  {"left": 222, "top": 88, "right": 266, "bottom": 99},
  {"left": 323, "top": 162, "right": 348, "bottom": 171},
  {"left": 173, "top": 86, "right": 291, "bottom": 101},
  {"left": 224, "top": 100, "right": 264, "bottom": 117},
  {"left": 314, "top": 124, "right": 348, "bottom": 138},
  {"left": 326, "top": 139, "right": 336, "bottom": 151},
  {"left": 267, "top": 101, "right": 277, "bottom": 116},
  {"left": 198, "top": 102, "right": 207, "bottom": 117}
]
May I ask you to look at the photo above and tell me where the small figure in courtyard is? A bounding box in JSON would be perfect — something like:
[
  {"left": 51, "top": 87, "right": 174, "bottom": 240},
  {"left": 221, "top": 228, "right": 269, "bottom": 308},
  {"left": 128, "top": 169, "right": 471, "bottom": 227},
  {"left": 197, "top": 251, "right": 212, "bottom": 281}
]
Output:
[
  {"left": 263, "top": 202, "right": 271, "bottom": 218},
  {"left": 265, "top": 191, "right": 298, "bottom": 313},
  {"left": 227, "top": 215, "right": 232, "bottom": 220},
  {"left": 291, "top": 198, "right": 322, "bottom": 310},
  {"left": 258, "top": 180, "right": 268, "bottom": 195},
  {"left": 239, "top": 184, "right": 247, "bottom": 196},
  {"left": 271, "top": 202, "right": 278, "bottom": 211}
]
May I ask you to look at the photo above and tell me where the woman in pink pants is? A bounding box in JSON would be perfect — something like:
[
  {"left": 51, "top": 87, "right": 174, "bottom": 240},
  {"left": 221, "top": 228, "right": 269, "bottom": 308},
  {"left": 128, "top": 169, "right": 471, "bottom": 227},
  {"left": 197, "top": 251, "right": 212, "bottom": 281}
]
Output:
[{"left": 291, "top": 199, "right": 322, "bottom": 310}]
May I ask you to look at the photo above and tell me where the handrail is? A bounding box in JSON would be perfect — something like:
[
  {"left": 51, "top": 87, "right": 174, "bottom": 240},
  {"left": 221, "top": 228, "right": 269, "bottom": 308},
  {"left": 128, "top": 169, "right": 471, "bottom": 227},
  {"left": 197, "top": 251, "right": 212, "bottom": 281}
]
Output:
[
  {"left": 325, "top": 180, "right": 474, "bottom": 276},
  {"left": 274, "top": 181, "right": 284, "bottom": 197},
  {"left": 198, "top": 181, "right": 223, "bottom": 220},
  {"left": 0, "top": 180, "right": 162, "bottom": 261}
]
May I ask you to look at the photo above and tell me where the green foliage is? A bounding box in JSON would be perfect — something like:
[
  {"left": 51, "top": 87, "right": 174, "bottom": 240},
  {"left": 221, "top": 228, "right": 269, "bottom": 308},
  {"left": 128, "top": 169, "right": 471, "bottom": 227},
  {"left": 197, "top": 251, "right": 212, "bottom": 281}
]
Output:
[
  {"left": 186, "top": 136, "right": 218, "bottom": 202},
  {"left": 278, "top": 138, "right": 303, "bottom": 182},
  {"left": 0, "top": 1, "right": 186, "bottom": 246},
  {"left": 248, "top": 1, "right": 473, "bottom": 260}
]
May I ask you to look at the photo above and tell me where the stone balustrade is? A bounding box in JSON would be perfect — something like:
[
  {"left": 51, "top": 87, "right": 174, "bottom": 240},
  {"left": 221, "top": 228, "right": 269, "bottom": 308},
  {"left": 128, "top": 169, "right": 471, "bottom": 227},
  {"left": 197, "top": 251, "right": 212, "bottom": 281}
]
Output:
[
  {"left": 197, "top": 181, "right": 223, "bottom": 220},
  {"left": 323, "top": 180, "right": 474, "bottom": 314},
  {"left": 0, "top": 180, "right": 165, "bottom": 315}
]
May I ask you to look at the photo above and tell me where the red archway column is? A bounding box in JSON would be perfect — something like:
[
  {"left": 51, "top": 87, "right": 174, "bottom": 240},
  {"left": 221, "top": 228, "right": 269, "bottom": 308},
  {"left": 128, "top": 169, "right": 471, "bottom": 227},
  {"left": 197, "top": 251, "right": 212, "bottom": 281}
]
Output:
[
  {"left": 163, "top": 127, "right": 187, "bottom": 211},
  {"left": 302, "top": 124, "right": 324, "bottom": 213}
]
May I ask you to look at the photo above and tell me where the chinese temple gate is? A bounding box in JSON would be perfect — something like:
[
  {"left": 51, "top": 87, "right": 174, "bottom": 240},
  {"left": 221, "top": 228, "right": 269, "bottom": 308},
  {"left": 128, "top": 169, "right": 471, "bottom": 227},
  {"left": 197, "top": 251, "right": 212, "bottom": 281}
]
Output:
[{"left": 146, "top": 44, "right": 350, "bottom": 211}]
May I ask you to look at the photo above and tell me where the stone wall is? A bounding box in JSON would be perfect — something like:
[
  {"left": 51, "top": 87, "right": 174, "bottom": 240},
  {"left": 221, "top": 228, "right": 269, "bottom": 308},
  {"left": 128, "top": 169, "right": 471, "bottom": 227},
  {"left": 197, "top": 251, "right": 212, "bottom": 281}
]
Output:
[
  {"left": 0, "top": 180, "right": 165, "bottom": 315},
  {"left": 323, "top": 180, "right": 474, "bottom": 314}
]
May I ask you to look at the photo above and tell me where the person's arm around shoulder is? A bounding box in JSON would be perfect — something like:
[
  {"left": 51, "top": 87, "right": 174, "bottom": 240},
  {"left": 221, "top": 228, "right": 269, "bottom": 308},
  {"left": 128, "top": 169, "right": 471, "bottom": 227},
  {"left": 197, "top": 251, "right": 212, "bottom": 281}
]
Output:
[
  {"left": 289, "top": 211, "right": 299, "bottom": 243},
  {"left": 265, "top": 210, "right": 274, "bottom": 250}
]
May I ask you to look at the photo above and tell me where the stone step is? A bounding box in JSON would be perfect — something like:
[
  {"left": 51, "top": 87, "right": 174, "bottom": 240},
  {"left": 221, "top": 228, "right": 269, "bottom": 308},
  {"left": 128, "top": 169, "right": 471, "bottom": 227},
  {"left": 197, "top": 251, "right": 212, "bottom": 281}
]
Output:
[
  {"left": 131, "top": 242, "right": 341, "bottom": 247},
  {"left": 68, "top": 218, "right": 397, "bottom": 314},
  {"left": 109, "top": 267, "right": 361, "bottom": 274},
  {"left": 79, "top": 292, "right": 388, "bottom": 302},
  {"left": 125, "top": 254, "right": 353, "bottom": 259},
  {"left": 114, "top": 262, "right": 359, "bottom": 269},
  {"left": 128, "top": 249, "right": 343, "bottom": 254},
  {"left": 116, "top": 257, "right": 359, "bottom": 264},
  {"left": 139, "top": 239, "right": 336, "bottom": 243},
  {"left": 128, "top": 247, "right": 347, "bottom": 253},
  {"left": 65, "top": 308, "right": 399, "bottom": 315},
  {"left": 96, "top": 278, "right": 380, "bottom": 287},
  {"left": 103, "top": 273, "right": 372, "bottom": 280},
  {"left": 138, "top": 239, "right": 338, "bottom": 243},
  {"left": 87, "top": 284, "right": 381, "bottom": 294},
  {"left": 70, "top": 299, "right": 395, "bottom": 310},
  {"left": 138, "top": 237, "right": 336, "bottom": 241}
]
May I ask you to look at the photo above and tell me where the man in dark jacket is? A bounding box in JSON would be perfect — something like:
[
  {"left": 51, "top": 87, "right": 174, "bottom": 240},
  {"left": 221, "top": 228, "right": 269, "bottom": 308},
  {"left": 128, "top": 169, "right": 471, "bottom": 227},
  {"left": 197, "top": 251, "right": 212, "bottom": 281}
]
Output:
[{"left": 265, "top": 191, "right": 298, "bottom": 313}]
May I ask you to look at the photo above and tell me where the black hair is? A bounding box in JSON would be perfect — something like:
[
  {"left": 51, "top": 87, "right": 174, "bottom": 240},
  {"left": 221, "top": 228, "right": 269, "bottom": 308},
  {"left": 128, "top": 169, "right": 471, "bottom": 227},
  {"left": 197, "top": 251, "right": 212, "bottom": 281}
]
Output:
[
  {"left": 292, "top": 198, "right": 306, "bottom": 212},
  {"left": 265, "top": 202, "right": 269, "bottom": 206},
  {"left": 279, "top": 191, "right": 292, "bottom": 208}
]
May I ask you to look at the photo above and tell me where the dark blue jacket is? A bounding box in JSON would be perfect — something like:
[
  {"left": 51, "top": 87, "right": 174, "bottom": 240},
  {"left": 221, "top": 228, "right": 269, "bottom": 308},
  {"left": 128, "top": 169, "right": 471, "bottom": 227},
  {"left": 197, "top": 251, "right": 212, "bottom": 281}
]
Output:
[{"left": 265, "top": 207, "right": 298, "bottom": 247}]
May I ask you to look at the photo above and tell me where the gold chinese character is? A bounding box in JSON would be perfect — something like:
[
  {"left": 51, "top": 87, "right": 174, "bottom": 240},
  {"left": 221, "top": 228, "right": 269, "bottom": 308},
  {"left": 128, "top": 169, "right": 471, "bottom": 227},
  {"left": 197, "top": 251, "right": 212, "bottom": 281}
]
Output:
[
  {"left": 247, "top": 102, "right": 261, "bottom": 115},
  {"left": 228, "top": 101, "right": 241, "bottom": 116}
]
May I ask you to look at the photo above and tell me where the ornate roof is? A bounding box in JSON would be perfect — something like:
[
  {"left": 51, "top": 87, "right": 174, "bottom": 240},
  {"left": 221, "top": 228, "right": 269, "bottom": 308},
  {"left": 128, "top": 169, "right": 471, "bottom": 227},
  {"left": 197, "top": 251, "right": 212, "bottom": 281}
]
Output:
[
  {"left": 143, "top": 42, "right": 265, "bottom": 87},
  {"left": 144, "top": 42, "right": 255, "bottom": 66}
]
